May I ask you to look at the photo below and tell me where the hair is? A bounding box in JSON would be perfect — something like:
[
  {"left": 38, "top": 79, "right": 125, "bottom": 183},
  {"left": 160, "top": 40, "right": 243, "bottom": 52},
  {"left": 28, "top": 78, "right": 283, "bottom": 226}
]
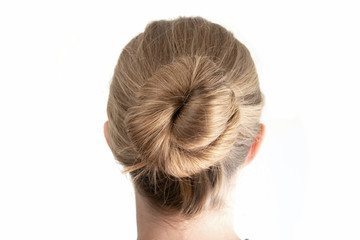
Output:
[{"left": 106, "top": 16, "right": 264, "bottom": 218}]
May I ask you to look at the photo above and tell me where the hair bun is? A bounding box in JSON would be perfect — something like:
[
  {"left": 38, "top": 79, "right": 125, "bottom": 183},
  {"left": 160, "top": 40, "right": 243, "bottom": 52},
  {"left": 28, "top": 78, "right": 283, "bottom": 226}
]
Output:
[{"left": 125, "top": 56, "right": 241, "bottom": 178}]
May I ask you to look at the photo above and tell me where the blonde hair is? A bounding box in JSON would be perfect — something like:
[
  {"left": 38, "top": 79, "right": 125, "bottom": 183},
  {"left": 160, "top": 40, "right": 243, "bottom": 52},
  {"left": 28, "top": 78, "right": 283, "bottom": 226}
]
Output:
[{"left": 106, "top": 16, "right": 264, "bottom": 217}]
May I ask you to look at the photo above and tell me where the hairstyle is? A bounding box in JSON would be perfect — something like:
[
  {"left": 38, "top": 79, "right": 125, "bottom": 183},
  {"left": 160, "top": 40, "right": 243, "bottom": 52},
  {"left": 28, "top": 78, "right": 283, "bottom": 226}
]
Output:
[{"left": 106, "top": 16, "right": 264, "bottom": 217}]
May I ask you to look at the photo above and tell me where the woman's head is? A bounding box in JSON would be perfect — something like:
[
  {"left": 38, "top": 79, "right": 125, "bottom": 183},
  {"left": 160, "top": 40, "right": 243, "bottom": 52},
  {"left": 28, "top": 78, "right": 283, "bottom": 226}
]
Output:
[{"left": 105, "top": 16, "right": 264, "bottom": 218}]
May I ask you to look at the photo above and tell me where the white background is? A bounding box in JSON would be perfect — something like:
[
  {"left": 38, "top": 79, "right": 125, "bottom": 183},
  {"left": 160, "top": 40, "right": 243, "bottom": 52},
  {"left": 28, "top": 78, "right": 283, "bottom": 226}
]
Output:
[{"left": 0, "top": 0, "right": 359, "bottom": 239}]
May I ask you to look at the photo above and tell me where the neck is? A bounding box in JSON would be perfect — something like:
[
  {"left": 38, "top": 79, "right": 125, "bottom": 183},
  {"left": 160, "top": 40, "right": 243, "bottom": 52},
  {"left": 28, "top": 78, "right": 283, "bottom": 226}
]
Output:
[{"left": 135, "top": 191, "right": 241, "bottom": 240}]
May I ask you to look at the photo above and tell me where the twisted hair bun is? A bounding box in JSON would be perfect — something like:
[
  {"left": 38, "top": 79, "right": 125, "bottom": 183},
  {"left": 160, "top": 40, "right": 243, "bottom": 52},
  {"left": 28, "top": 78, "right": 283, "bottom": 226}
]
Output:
[{"left": 125, "top": 56, "right": 240, "bottom": 178}]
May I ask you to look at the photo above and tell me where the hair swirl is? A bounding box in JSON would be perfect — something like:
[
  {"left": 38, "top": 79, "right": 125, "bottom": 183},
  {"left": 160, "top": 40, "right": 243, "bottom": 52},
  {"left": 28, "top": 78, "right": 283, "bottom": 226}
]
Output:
[{"left": 125, "top": 56, "right": 241, "bottom": 178}]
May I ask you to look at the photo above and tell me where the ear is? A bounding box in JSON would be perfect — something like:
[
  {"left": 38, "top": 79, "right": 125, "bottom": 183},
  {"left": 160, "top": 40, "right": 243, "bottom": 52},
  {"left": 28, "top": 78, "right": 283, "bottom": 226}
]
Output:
[
  {"left": 243, "top": 123, "right": 265, "bottom": 167},
  {"left": 104, "top": 120, "right": 111, "bottom": 148}
]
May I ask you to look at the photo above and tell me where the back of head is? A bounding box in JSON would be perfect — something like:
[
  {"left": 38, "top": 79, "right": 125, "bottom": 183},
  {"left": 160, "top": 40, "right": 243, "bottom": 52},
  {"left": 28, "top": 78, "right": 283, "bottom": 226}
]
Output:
[{"left": 106, "top": 16, "right": 264, "bottom": 217}]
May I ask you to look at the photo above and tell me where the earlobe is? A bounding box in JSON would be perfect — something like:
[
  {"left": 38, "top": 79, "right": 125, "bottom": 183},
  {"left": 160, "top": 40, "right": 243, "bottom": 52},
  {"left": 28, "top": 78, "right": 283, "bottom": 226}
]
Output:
[
  {"left": 104, "top": 120, "right": 111, "bottom": 148},
  {"left": 243, "top": 123, "right": 265, "bottom": 167}
]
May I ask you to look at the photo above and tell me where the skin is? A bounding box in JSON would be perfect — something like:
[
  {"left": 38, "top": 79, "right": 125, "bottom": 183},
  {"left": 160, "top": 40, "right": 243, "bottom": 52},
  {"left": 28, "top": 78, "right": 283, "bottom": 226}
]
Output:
[{"left": 104, "top": 121, "right": 265, "bottom": 240}]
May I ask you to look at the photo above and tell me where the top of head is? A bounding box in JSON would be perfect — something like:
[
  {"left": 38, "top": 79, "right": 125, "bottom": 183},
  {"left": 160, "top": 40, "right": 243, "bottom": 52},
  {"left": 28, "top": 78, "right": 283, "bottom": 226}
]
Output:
[{"left": 125, "top": 56, "right": 241, "bottom": 178}]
